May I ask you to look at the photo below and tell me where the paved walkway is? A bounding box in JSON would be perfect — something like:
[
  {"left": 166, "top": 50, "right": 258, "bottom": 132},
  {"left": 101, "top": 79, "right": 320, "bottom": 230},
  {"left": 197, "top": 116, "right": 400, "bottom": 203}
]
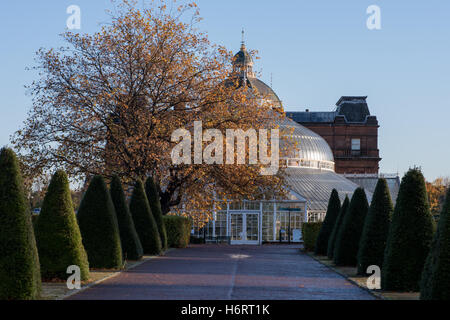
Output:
[{"left": 69, "top": 244, "right": 375, "bottom": 300}]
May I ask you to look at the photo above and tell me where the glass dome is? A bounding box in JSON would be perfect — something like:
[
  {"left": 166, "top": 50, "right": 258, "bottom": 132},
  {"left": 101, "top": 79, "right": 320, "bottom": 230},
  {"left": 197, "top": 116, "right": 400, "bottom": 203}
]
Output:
[{"left": 276, "top": 117, "right": 335, "bottom": 171}]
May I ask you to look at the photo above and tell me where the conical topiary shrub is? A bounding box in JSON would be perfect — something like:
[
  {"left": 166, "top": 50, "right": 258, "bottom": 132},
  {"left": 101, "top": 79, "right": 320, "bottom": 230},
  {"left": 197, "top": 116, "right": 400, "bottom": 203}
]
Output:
[
  {"left": 328, "top": 196, "right": 350, "bottom": 259},
  {"left": 77, "top": 176, "right": 123, "bottom": 269},
  {"left": 35, "top": 170, "right": 89, "bottom": 280},
  {"left": 315, "top": 189, "right": 341, "bottom": 256},
  {"left": 420, "top": 187, "right": 450, "bottom": 300},
  {"left": 110, "top": 176, "right": 143, "bottom": 261},
  {"left": 130, "top": 179, "right": 162, "bottom": 255},
  {"left": 357, "top": 178, "right": 393, "bottom": 275},
  {"left": 334, "top": 188, "right": 369, "bottom": 266},
  {"left": 381, "top": 168, "right": 434, "bottom": 291},
  {"left": 0, "top": 148, "right": 41, "bottom": 300},
  {"left": 145, "top": 176, "right": 168, "bottom": 251}
]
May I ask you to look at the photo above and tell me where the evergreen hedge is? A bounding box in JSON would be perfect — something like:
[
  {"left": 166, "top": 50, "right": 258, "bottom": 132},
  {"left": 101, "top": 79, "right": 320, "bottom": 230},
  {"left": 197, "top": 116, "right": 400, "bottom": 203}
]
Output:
[
  {"left": 110, "top": 176, "right": 143, "bottom": 261},
  {"left": 32, "top": 214, "right": 39, "bottom": 230},
  {"left": 315, "top": 189, "right": 341, "bottom": 255},
  {"left": 35, "top": 170, "right": 90, "bottom": 280},
  {"left": 163, "top": 216, "right": 191, "bottom": 248},
  {"left": 381, "top": 168, "right": 434, "bottom": 291},
  {"left": 77, "top": 176, "right": 123, "bottom": 269},
  {"left": 420, "top": 187, "right": 450, "bottom": 300},
  {"left": 0, "top": 148, "right": 41, "bottom": 300},
  {"left": 334, "top": 188, "right": 369, "bottom": 266},
  {"left": 129, "top": 180, "right": 162, "bottom": 255},
  {"left": 302, "top": 222, "right": 323, "bottom": 252},
  {"left": 328, "top": 196, "right": 350, "bottom": 259},
  {"left": 145, "top": 177, "right": 168, "bottom": 250},
  {"left": 357, "top": 178, "right": 393, "bottom": 275}
]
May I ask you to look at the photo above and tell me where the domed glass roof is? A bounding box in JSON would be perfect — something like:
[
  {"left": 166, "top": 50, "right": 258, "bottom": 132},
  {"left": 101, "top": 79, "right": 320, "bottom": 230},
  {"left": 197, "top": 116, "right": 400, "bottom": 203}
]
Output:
[
  {"left": 247, "top": 78, "right": 282, "bottom": 108},
  {"left": 274, "top": 116, "right": 335, "bottom": 171}
]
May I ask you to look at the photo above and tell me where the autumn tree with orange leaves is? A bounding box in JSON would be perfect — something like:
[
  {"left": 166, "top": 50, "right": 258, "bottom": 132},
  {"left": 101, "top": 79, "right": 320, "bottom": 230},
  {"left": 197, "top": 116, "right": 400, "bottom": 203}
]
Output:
[
  {"left": 426, "top": 178, "right": 449, "bottom": 219},
  {"left": 13, "top": 0, "right": 289, "bottom": 217}
]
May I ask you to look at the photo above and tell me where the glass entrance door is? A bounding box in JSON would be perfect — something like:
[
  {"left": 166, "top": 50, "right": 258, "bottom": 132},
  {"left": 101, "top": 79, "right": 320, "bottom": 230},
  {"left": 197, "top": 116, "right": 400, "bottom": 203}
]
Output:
[
  {"left": 230, "top": 212, "right": 260, "bottom": 244},
  {"left": 230, "top": 214, "right": 243, "bottom": 241},
  {"left": 246, "top": 214, "right": 259, "bottom": 242}
]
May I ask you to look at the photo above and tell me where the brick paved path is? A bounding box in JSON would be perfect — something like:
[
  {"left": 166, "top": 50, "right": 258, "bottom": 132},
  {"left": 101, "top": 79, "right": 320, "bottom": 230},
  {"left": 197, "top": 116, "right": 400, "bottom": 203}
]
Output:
[{"left": 69, "top": 244, "right": 375, "bottom": 300}]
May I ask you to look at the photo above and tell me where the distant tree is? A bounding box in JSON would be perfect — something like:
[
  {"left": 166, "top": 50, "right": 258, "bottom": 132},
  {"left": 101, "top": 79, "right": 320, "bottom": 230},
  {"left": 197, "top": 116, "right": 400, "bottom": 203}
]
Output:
[
  {"left": 334, "top": 188, "right": 369, "bottom": 266},
  {"left": 110, "top": 176, "right": 143, "bottom": 261},
  {"left": 70, "top": 189, "right": 84, "bottom": 212},
  {"left": 77, "top": 176, "right": 123, "bottom": 269},
  {"left": 420, "top": 188, "right": 450, "bottom": 299},
  {"left": 426, "top": 178, "right": 448, "bottom": 219},
  {"left": 35, "top": 170, "right": 89, "bottom": 280},
  {"left": 145, "top": 176, "right": 168, "bottom": 250},
  {"left": 328, "top": 196, "right": 350, "bottom": 259},
  {"left": 357, "top": 179, "right": 393, "bottom": 275},
  {"left": 382, "top": 168, "right": 435, "bottom": 291},
  {"left": 129, "top": 179, "right": 162, "bottom": 255},
  {"left": 27, "top": 174, "right": 50, "bottom": 212},
  {"left": 315, "top": 189, "right": 341, "bottom": 255},
  {"left": 0, "top": 148, "right": 41, "bottom": 300}
]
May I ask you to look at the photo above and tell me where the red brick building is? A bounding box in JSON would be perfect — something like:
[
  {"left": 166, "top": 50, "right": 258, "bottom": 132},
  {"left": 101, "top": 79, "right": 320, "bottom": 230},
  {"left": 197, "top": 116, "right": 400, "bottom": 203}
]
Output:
[{"left": 287, "top": 96, "right": 381, "bottom": 174}]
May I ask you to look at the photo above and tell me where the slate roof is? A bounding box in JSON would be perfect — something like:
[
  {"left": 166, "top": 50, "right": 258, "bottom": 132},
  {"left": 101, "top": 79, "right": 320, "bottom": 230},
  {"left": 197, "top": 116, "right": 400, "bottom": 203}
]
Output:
[
  {"left": 286, "top": 96, "right": 372, "bottom": 124},
  {"left": 336, "top": 97, "right": 371, "bottom": 123},
  {"left": 286, "top": 111, "right": 337, "bottom": 123}
]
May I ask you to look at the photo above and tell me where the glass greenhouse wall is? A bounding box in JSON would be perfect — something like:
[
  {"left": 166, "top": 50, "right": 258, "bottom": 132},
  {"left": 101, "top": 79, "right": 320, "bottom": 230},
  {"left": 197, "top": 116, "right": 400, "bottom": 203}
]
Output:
[{"left": 191, "top": 200, "right": 313, "bottom": 245}]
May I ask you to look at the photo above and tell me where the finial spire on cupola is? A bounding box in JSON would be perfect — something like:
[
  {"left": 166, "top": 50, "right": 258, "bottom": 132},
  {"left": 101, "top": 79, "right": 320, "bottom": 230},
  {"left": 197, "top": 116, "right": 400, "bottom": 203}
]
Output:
[{"left": 233, "top": 29, "right": 255, "bottom": 79}]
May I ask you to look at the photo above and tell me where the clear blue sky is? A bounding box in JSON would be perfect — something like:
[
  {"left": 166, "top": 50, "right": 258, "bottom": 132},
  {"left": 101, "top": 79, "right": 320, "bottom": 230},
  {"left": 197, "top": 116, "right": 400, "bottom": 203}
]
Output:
[{"left": 0, "top": 0, "right": 449, "bottom": 181}]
